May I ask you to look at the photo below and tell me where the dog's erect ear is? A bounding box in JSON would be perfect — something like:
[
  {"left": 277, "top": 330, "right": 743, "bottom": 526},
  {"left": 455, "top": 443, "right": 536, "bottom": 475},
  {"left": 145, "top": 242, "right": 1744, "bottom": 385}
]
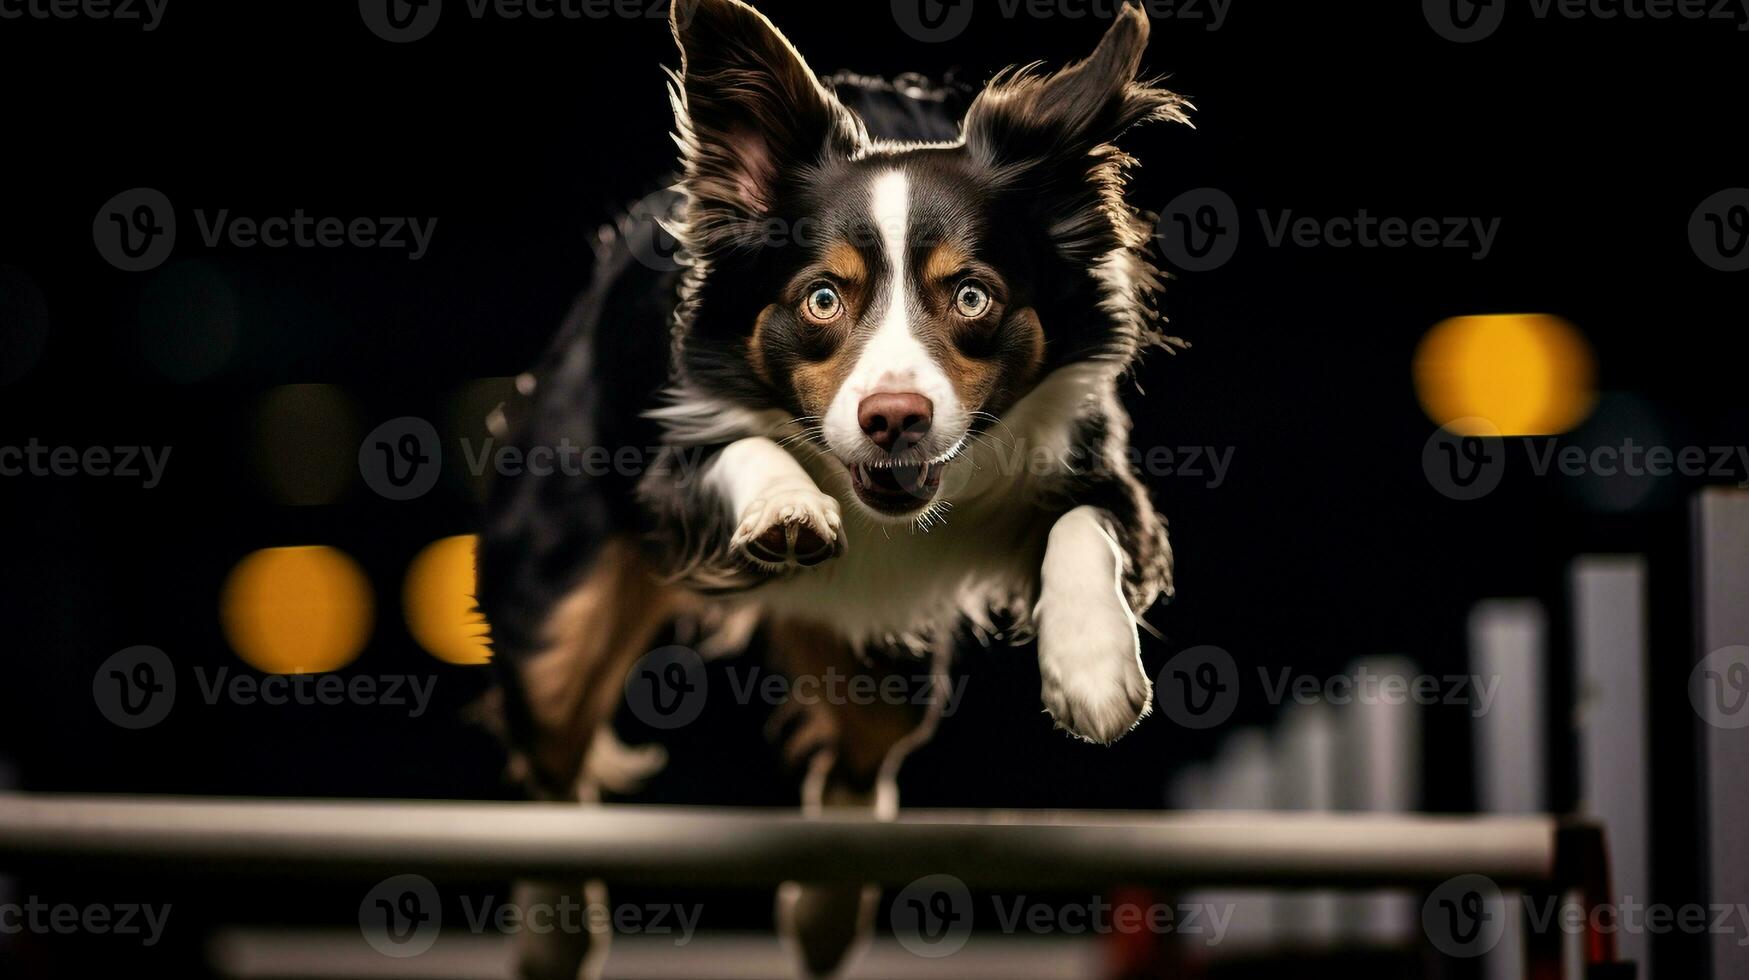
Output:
[
  {"left": 669, "top": 0, "right": 862, "bottom": 234},
  {"left": 962, "top": 2, "right": 1188, "bottom": 184}
]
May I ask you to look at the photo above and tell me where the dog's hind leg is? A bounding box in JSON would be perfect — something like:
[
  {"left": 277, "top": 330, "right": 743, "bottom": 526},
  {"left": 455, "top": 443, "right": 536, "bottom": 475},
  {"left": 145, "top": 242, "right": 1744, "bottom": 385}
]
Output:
[
  {"left": 766, "top": 621, "right": 952, "bottom": 978},
  {"left": 503, "top": 537, "right": 682, "bottom": 980}
]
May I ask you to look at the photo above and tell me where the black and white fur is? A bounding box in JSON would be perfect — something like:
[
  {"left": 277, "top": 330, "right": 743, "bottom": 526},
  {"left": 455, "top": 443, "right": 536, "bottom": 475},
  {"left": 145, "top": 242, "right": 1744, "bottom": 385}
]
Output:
[{"left": 478, "top": 1, "right": 1188, "bottom": 975}]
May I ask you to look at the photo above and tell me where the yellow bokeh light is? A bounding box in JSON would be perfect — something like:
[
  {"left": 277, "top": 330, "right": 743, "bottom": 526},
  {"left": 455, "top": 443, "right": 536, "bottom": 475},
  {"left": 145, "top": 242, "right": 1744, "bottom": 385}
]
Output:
[
  {"left": 221, "top": 546, "right": 374, "bottom": 675},
  {"left": 1413, "top": 314, "right": 1597, "bottom": 437},
  {"left": 404, "top": 534, "right": 492, "bottom": 666}
]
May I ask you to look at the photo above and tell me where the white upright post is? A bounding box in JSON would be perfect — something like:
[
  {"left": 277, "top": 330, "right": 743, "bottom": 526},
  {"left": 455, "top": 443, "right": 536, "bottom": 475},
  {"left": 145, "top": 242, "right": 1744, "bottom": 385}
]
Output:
[
  {"left": 1274, "top": 702, "right": 1340, "bottom": 948},
  {"left": 1694, "top": 489, "right": 1749, "bottom": 980},
  {"left": 1201, "top": 729, "right": 1277, "bottom": 956},
  {"left": 1470, "top": 601, "right": 1547, "bottom": 980},
  {"left": 1571, "top": 556, "right": 1650, "bottom": 973},
  {"left": 1337, "top": 655, "right": 1422, "bottom": 947}
]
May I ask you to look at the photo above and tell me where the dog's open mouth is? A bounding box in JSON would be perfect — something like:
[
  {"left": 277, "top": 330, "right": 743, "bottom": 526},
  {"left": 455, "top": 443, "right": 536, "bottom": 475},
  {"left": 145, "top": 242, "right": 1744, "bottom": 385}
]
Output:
[{"left": 847, "top": 460, "right": 944, "bottom": 515}]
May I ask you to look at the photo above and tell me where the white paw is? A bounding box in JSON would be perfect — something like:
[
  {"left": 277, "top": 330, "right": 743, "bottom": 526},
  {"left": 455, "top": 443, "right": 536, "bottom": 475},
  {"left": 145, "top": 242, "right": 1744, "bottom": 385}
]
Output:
[
  {"left": 1036, "top": 594, "right": 1151, "bottom": 745},
  {"left": 731, "top": 487, "right": 845, "bottom": 571}
]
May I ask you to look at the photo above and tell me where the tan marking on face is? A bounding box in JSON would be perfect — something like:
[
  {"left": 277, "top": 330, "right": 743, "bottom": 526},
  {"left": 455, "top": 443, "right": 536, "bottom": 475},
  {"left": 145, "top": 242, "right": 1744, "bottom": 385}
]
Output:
[
  {"left": 788, "top": 339, "right": 862, "bottom": 422},
  {"left": 939, "top": 306, "right": 1047, "bottom": 417},
  {"left": 747, "top": 304, "right": 778, "bottom": 386},
  {"left": 823, "top": 241, "right": 867, "bottom": 284},
  {"left": 923, "top": 242, "right": 972, "bottom": 285}
]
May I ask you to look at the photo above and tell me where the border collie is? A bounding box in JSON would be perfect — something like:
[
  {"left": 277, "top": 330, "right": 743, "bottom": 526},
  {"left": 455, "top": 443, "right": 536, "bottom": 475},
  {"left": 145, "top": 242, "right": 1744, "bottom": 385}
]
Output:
[{"left": 479, "top": 0, "right": 1188, "bottom": 974}]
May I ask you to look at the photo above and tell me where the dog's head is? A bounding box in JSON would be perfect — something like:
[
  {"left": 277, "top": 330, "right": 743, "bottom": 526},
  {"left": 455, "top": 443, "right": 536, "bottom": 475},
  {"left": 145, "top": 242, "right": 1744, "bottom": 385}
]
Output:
[{"left": 662, "top": 0, "right": 1188, "bottom": 521}]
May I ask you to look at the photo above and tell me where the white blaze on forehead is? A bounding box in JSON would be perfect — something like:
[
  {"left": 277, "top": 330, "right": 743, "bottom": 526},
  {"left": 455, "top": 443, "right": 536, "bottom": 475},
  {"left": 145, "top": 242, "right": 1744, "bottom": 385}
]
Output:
[{"left": 821, "top": 168, "right": 965, "bottom": 462}]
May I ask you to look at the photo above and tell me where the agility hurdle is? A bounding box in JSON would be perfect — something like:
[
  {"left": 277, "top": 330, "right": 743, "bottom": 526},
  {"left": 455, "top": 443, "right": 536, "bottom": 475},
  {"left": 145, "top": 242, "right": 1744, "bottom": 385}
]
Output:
[{"left": 0, "top": 795, "right": 1627, "bottom": 976}]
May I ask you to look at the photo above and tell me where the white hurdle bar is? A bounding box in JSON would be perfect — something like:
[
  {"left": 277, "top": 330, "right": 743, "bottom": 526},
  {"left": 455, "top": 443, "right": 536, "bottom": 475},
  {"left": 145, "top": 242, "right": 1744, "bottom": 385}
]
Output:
[
  {"left": 0, "top": 795, "right": 1633, "bottom": 977},
  {"left": 0, "top": 795, "right": 1575, "bottom": 891}
]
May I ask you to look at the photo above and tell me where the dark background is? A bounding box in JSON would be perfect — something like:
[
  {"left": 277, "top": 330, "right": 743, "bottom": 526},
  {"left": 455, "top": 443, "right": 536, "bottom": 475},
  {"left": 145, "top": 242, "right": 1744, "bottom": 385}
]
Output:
[{"left": 0, "top": 0, "right": 1742, "bottom": 976}]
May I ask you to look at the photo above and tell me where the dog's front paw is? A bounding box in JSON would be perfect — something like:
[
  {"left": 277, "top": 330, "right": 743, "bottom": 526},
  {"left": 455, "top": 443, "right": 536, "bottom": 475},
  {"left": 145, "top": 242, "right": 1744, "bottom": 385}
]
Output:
[
  {"left": 732, "top": 487, "right": 844, "bottom": 571},
  {"left": 1036, "top": 597, "right": 1151, "bottom": 745}
]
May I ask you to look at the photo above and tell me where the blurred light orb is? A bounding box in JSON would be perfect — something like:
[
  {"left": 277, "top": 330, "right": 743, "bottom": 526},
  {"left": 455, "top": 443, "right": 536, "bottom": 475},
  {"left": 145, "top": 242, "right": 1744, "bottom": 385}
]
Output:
[
  {"left": 1414, "top": 314, "right": 1596, "bottom": 436},
  {"left": 254, "top": 384, "right": 360, "bottom": 506},
  {"left": 221, "top": 546, "right": 374, "bottom": 674},
  {"left": 404, "top": 535, "right": 492, "bottom": 666},
  {"left": 137, "top": 259, "right": 240, "bottom": 382}
]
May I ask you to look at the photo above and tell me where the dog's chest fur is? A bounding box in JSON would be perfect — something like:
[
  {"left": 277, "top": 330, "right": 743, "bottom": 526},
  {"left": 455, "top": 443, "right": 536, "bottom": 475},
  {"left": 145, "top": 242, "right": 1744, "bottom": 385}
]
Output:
[{"left": 732, "top": 362, "right": 1113, "bottom": 647}]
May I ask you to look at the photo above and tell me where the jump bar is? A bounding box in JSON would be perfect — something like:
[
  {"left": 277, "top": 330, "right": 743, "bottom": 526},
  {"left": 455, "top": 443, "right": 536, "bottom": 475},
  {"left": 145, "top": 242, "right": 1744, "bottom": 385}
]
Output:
[{"left": 0, "top": 795, "right": 1564, "bottom": 890}]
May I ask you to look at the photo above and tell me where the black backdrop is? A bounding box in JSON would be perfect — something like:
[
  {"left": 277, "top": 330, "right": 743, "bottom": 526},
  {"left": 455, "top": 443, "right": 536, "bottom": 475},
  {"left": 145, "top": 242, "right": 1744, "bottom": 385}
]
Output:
[{"left": 0, "top": 0, "right": 1743, "bottom": 975}]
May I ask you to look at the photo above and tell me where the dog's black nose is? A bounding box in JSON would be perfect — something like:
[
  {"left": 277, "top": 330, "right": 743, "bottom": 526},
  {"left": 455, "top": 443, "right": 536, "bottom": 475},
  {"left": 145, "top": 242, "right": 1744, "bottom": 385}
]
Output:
[{"left": 858, "top": 393, "right": 933, "bottom": 451}]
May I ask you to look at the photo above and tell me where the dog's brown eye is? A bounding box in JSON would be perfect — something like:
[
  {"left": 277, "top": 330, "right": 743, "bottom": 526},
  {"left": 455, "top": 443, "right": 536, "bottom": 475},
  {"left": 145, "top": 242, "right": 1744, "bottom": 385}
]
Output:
[
  {"left": 803, "top": 284, "right": 843, "bottom": 323},
  {"left": 954, "top": 279, "right": 991, "bottom": 319}
]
